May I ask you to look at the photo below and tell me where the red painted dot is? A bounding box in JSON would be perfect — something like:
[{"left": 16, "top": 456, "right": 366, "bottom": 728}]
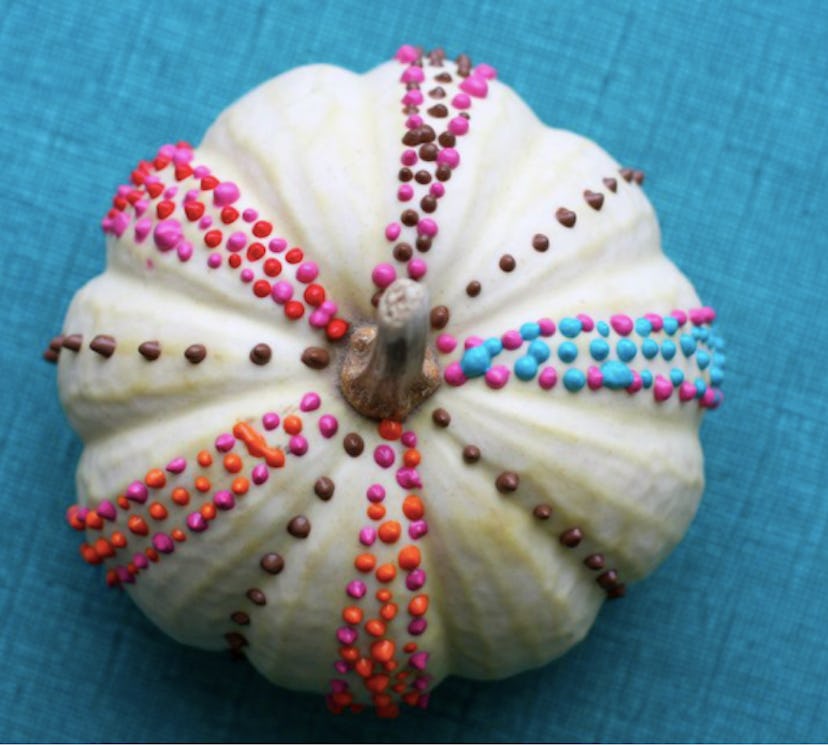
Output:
[
  {"left": 326, "top": 318, "right": 349, "bottom": 341},
  {"left": 153, "top": 155, "right": 171, "bottom": 170},
  {"left": 156, "top": 200, "right": 175, "bottom": 219},
  {"left": 263, "top": 258, "right": 282, "bottom": 277},
  {"left": 221, "top": 206, "right": 239, "bottom": 224},
  {"left": 285, "top": 248, "right": 304, "bottom": 264},
  {"left": 228, "top": 254, "right": 242, "bottom": 269},
  {"left": 204, "top": 229, "right": 223, "bottom": 248},
  {"left": 145, "top": 182, "right": 164, "bottom": 199},
  {"left": 304, "top": 284, "right": 325, "bottom": 306},
  {"left": 174, "top": 164, "right": 193, "bottom": 181},
  {"left": 247, "top": 242, "right": 266, "bottom": 261},
  {"left": 252, "top": 221, "right": 272, "bottom": 238},
  {"left": 284, "top": 300, "right": 305, "bottom": 319},
  {"left": 201, "top": 175, "right": 219, "bottom": 190},
  {"left": 184, "top": 202, "right": 205, "bottom": 221},
  {"left": 253, "top": 280, "right": 272, "bottom": 298}
]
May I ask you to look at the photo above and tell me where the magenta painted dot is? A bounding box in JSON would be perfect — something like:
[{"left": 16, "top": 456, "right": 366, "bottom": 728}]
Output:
[
  {"left": 359, "top": 526, "right": 377, "bottom": 546},
  {"left": 689, "top": 307, "right": 706, "bottom": 326},
  {"left": 96, "top": 500, "right": 117, "bottom": 521},
  {"left": 396, "top": 467, "right": 422, "bottom": 489},
  {"left": 539, "top": 366, "right": 558, "bottom": 390},
  {"left": 409, "top": 520, "right": 428, "bottom": 540},
  {"left": 417, "top": 218, "right": 438, "bottom": 237},
  {"left": 610, "top": 314, "right": 634, "bottom": 336},
  {"left": 407, "top": 258, "right": 427, "bottom": 279},
  {"left": 213, "top": 181, "right": 240, "bottom": 206},
  {"left": 207, "top": 252, "right": 222, "bottom": 269},
  {"left": 183, "top": 190, "right": 198, "bottom": 203},
  {"left": 408, "top": 619, "right": 428, "bottom": 636},
  {"left": 398, "top": 184, "right": 414, "bottom": 201},
  {"left": 333, "top": 661, "right": 349, "bottom": 674},
  {"left": 538, "top": 318, "right": 556, "bottom": 336},
  {"left": 395, "top": 45, "right": 418, "bottom": 62},
  {"left": 153, "top": 219, "right": 182, "bottom": 251},
  {"left": 485, "top": 365, "right": 510, "bottom": 389},
  {"left": 296, "top": 262, "right": 319, "bottom": 283},
  {"left": 215, "top": 433, "right": 236, "bottom": 452},
  {"left": 177, "top": 241, "right": 193, "bottom": 262},
  {"left": 320, "top": 300, "right": 338, "bottom": 316},
  {"left": 133, "top": 553, "right": 149, "bottom": 570},
  {"left": 152, "top": 533, "right": 175, "bottom": 554},
  {"left": 240, "top": 268, "right": 254, "bottom": 282},
  {"left": 452, "top": 92, "right": 472, "bottom": 109},
  {"left": 501, "top": 330, "right": 523, "bottom": 350},
  {"left": 110, "top": 212, "right": 130, "bottom": 238},
  {"left": 401, "top": 149, "right": 418, "bottom": 166},
  {"left": 329, "top": 679, "right": 349, "bottom": 693},
  {"left": 252, "top": 464, "right": 269, "bottom": 485},
  {"left": 262, "top": 412, "right": 280, "bottom": 430},
  {"left": 406, "top": 568, "right": 426, "bottom": 591},
  {"left": 436, "top": 334, "right": 458, "bottom": 354},
  {"left": 269, "top": 237, "right": 287, "bottom": 253},
  {"left": 318, "top": 414, "right": 339, "bottom": 438},
  {"left": 627, "top": 370, "right": 643, "bottom": 393},
  {"left": 372, "top": 263, "right": 397, "bottom": 289},
  {"left": 587, "top": 366, "right": 604, "bottom": 390},
  {"left": 460, "top": 74, "right": 488, "bottom": 98},
  {"left": 213, "top": 490, "right": 235, "bottom": 511},
  {"left": 116, "top": 185, "right": 132, "bottom": 198},
  {"left": 193, "top": 165, "right": 210, "bottom": 178},
  {"left": 366, "top": 484, "right": 386, "bottom": 503},
  {"left": 405, "top": 114, "right": 424, "bottom": 129},
  {"left": 644, "top": 313, "right": 664, "bottom": 332},
  {"left": 346, "top": 579, "right": 367, "bottom": 598},
  {"left": 126, "top": 481, "right": 148, "bottom": 503},
  {"left": 409, "top": 651, "right": 430, "bottom": 670},
  {"left": 271, "top": 281, "right": 293, "bottom": 304},
  {"left": 115, "top": 566, "right": 135, "bottom": 584},
  {"left": 701, "top": 388, "right": 720, "bottom": 409},
  {"left": 300, "top": 392, "right": 321, "bottom": 412},
  {"left": 702, "top": 306, "right": 717, "bottom": 323},
  {"left": 448, "top": 116, "right": 470, "bottom": 135},
  {"left": 474, "top": 62, "right": 497, "bottom": 79},
  {"left": 289, "top": 435, "right": 308, "bottom": 456},
  {"left": 402, "top": 89, "right": 424, "bottom": 106},
  {"left": 577, "top": 313, "right": 595, "bottom": 332},
  {"left": 679, "top": 381, "right": 697, "bottom": 401},
  {"left": 134, "top": 199, "right": 149, "bottom": 217},
  {"left": 227, "top": 231, "right": 246, "bottom": 252},
  {"left": 374, "top": 445, "right": 396, "bottom": 469},
  {"left": 414, "top": 678, "right": 430, "bottom": 693},
  {"left": 444, "top": 361, "right": 467, "bottom": 386},
  {"left": 163, "top": 185, "right": 178, "bottom": 200},
  {"left": 385, "top": 222, "right": 402, "bottom": 242},
  {"left": 242, "top": 208, "right": 258, "bottom": 222},
  {"left": 401, "top": 431, "right": 417, "bottom": 448},
  {"left": 309, "top": 309, "right": 329, "bottom": 328},
  {"left": 671, "top": 309, "right": 688, "bottom": 326},
  {"left": 336, "top": 627, "right": 358, "bottom": 645},
  {"left": 654, "top": 375, "right": 674, "bottom": 402},
  {"left": 429, "top": 182, "right": 446, "bottom": 198},
  {"left": 165, "top": 457, "right": 187, "bottom": 474},
  {"left": 134, "top": 217, "right": 152, "bottom": 243},
  {"left": 436, "top": 147, "right": 460, "bottom": 169},
  {"left": 198, "top": 215, "right": 213, "bottom": 230},
  {"left": 173, "top": 146, "right": 192, "bottom": 164},
  {"left": 401, "top": 66, "right": 425, "bottom": 83}
]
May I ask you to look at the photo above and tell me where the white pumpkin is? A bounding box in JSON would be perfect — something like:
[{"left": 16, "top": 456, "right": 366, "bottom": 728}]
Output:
[{"left": 52, "top": 45, "right": 724, "bottom": 717}]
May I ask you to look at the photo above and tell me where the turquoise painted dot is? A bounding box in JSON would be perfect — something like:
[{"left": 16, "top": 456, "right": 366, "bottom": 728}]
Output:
[
  {"left": 616, "top": 338, "right": 637, "bottom": 362},
  {"left": 558, "top": 341, "right": 578, "bottom": 363},
  {"left": 642, "top": 339, "right": 659, "bottom": 359},
  {"left": 692, "top": 326, "right": 709, "bottom": 342},
  {"left": 696, "top": 350, "right": 711, "bottom": 370},
  {"left": 590, "top": 338, "right": 610, "bottom": 361},
  {"left": 484, "top": 337, "right": 503, "bottom": 356},
  {"left": 635, "top": 318, "right": 652, "bottom": 336},
  {"left": 710, "top": 366, "right": 724, "bottom": 386},
  {"left": 563, "top": 368, "right": 586, "bottom": 391},
  {"left": 528, "top": 339, "right": 551, "bottom": 363},
  {"left": 596, "top": 320, "right": 610, "bottom": 337},
  {"left": 680, "top": 334, "right": 697, "bottom": 357},
  {"left": 520, "top": 322, "right": 541, "bottom": 340},
  {"left": 641, "top": 370, "right": 653, "bottom": 388},
  {"left": 514, "top": 355, "right": 539, "bottom": 381},
  {"left": 460, "top": 346, "right": 491, "bottom": 377},
  {"left": 670, "top": 367, "right": 684, "bottom": 385},
  {"left": 713, "top": 352, "right": 726, "bottom": 368},
  {"left": 601, "top": 361, "right": 634, "bottom": 390},
  {"left": 559, "top": 317, "right": 582, "bottom": 338},
  {"left": 711, "top": 335, "right": 726, "bottom": 352},
  {"left": 695, "top": 377, "right": 707, "bottom": 397},
  {"left": 662, "top": 317, "right": 679, "bottom": 335},
  {"left": 661, "top": 340, "right": 677, "bottom": 361}
]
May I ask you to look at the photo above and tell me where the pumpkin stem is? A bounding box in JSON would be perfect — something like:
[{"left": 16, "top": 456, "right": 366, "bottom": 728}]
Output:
[{"left": 340, "top": 279, "right": 440, "bottom": 421}]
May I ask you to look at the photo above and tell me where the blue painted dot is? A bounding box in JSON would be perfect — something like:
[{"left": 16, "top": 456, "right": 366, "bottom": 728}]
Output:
[
  {"left": 520, "top": 322, "right": 541, "bottom": 340},
  {"left": 680, "top": 334, "right": 697, "bottom": 357},
  {"left": 514, "top": 355, "right": 539, "bottom": 381},
  {"left": 662, "top": 317, "right": 679, "bottom": 335},
  {"left": 661, "top": 340, "right": 677, "bottom": 361},
  {"left": 460, "top": 346, "right": 491, "bottom": 377},
  {"left": 635, "top": 318, "right": 652, "bottom": 336},
  {"left": 558, "top": 341, "right": 578, "bottom": 363},
  {"left": 559, "top": 317, "right": 583, "bottom": 338},
  {"left": 696, "top": 350, "right": 711, "bottom": 370},
  {"left": 590, "top": 338, "right": 610, "bottom": 361},
  {"left": 596, "top": 320, "right": 610, "bottom": 337},
  {"left": 563, "top": 368, "right": 586, "bottom": 391},
  {"left": 641, "top": 370, "right": 654, "bottom": 388},
  {"left": 694, "top": 378, "right": 707, "bottom": 397},
  {"left": 710, "top": 366, "right": 724, "bottom": 386},
  {"left": 642, "top": 339, "right": 659, "bottom": 359},
  {"left": 484, "top": 337, "right": 503, "bottom": 356},
  {"left": 713, "top": 352, "right": 726, "bottom": 368},
  {"left": 616, "top": 338, "right": 637, "bottom": 362},
  {"left": 670, "top": 367, "right": 685, "bottom": 385},
  {"left": 528, "top": 339, "right": 551, "bottom": 363},
  {"left": 601, "top": 361, "right": 634, "bottom": 390}
]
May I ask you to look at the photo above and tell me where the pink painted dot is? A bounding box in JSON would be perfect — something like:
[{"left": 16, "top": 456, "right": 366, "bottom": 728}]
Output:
[
  {"left": 587, "top": 366, "right": 604, "bottom": 390},
  {"left": 437, "top": 148, "right": 460, "bottom": 169},
  {"left": 627, "top": 370, "right": 643, "bottom": 393},
  {"left": 215, "top": 433, "right": 236, "bottom": 452},
  {"left": 262, "top": 412, "right": 280, "bottom": 430},
  {"left": 213, "top": 181, "right": 240, "bottom": 206},
  {"left": 396, "top": 467, "right": 422, "bottom": 489},
  {"left": 152, "top": 533, "right": 175, "bottom": 554},
  {"left": 403, "top": 89, "right": 424, "bottom": 106},
  {"left": 654, "top": 375, "right": 674, "bottom": 402},
  {"left": 318, "top": 414, "right": 339, "bottom": 438},
  {"left": 538, "top": 318, "right": 556, "bottom": 336},
  {"left": 436, "top": 334, "right": 458, "bottom": 354},
  {"left": 165, "top": 457, "right": 187, "bottom": 474},
  {"left": 385, "top": 222, "right": 402, "bottom": 241},
  {"left": 485, "top": 365, "right": 510, "bottom": 389},
  {"left": 401, "top": 66, "right": 425, "bottom": 83},
  {"left": 406, "top": 569, "right": 426, "bottom": 591},
  {"left": 96, "top": 500, "right": 117, "bottom": 521},
  {"left": 417, "top": 218, "right": 438, "bottom": 237},
  {"left": 539, "top": 366, "right": 558, "bottom": 390},
  {"left": 679, "top": 381, "right": 697, "bottom": 401},
  {"left": 401, "top": 431, "right": 417, "bottom": 448},
  {"left": 366, "top": 484, "right": 386, "bottom": 503},
  {"left": 407, "top": 258, "right": 427, "bottom": 279},
  {"left": 289, "top": 435, "right": 308, "bottom": 456},
  {"left": 300, "top": 392, "right": 321, "bottom": 412},
  {"left": 372, "top": 263, "right": 397, "bottom": 288},
  {"left": 207, "top": 253, "right": 222, "bottom": 268},
  {"left": 374, "top": 445, "right": 396, "bottom": 468},
  {"left": 408, "top": 619, "right": 428, "bottom": 636},
  {"left": 644, "top": 313, "right": 664, "bottom": 332},
  {"left": 333, "top": 661, "right": 349, "bottom": 674},
  {"left": 429, "top": 182, "right": 445, "bottom": 198},
  {"left": 252, "top": 464, "right": 269, "bottom": 485},
  {"left": 448, "top": 116, "right": 470, "bottom": 136},
  {"left": 134, "top": 199, "right": 149, "bottom": 217},
  {"left": 444, "top": 361, "right": 467, "bottom": 386},
  {"left": 242, "top": 208, "right": 258, "bottom": 222},
  {"left": 401, "top": 149, "right": 418, "bottom": 166},
  {"left": 186, "top": 513, "right": 207, "bottom": 532},
  {"left": 405, "top": 114, "right": 423, "bottom": 129},
  {"left": 474, "top": 63, "right": 497, "bottom": 80},
  {"left": 577, "top": 313, "right": 595, "bottom": 332},
  {"left": 240, "top": 268, "right": 254, "bottom": 282},
  {"left": 177, "top": 241, "right": 193, "bottom": 262},
  {"left": 295, "top": 262, "right": 319, "bottom": 283},
  {"left": 225, "top": 232, "right": 245, "bottom": 252},
  {"left": 184, "top": 189, "right": 199, "bottom": 203},
  {"left": 193, "top": 165, "right": 210, "bottom": 178},
  {"left": 689, "top": 308, "right": 706, "bottom": 326},
  {"left": 671, "top": 309, "right": 688, "bottom": 326},
  {"left": 346, "top": 579, "right": 367, "bottom": 598},
  {"left": 395, "top": 45, "right": 419, "bottom": 63},
  {"left": 109, "top": 212, "right": 130, "bottom": 238},
  {"left": 452, "top": 93, "right": 471, "bottom": 109},
  {"left": 459, "top": 75, "right": 488, "bottom": 98},
  {"left": 271, "top": 281, "right": 293, "bottom": 303},
  {"left": 163, "top": 185, "right": 178, "bottom": 200},
  {"left": 198, "top": 215, "right": 213, "bottom": 230},
  {"left": 702, "top": 306, "right": 717, "bottom": 323},
  {"left": 134, "top": 217, "right": 152, "bottom": 243},
  {"left": 501, "top": 330, "right": 523, "bottom": 350},
  {"left": 610, "top": 314, "right": 634, "bottom": 336},
  {"left": 320, "top": 300, "right": 338, "bottom": 316},
  {"left": 132, "top": 553, "right": 149, "bottom": 569},
  {"left": 153, "top": 219, "right": 182, "bottom": 251},
  {"left": 398, "top": 184, "right": 414, "bottom": 201},
  {"left": 409, "top": 520, "right": 428, "bottom": 540},
  {"left": 269, "top": 237, "right": 287, "bottom": 253},
  {"left": 464, "top": 335, "right": 485, "bottom": 349},
  {"left": 336, "top": 627, "right": 358, "bottom": 645},
  {"left": 359, "top": 526, "right": 377, "bottom": 546},
  {"left": 309, "top": 309, "right": 329, "bottom": 328}
]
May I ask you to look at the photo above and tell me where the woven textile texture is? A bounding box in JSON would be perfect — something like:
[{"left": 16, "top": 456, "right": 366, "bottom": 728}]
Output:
[{"left": 1, "top": 0, "right": 826, "bottom": 742}]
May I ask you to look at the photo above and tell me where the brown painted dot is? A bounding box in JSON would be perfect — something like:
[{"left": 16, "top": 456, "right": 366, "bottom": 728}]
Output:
[
  {"left": 532, "top": 234, "right": 549, "bottom": 252},
  {"left": 415, "top": 170, "right": 432, "bottom": 184},
  {"left": 603, "top": 177, "right": 618, "bottom": 193},
  {"left": 231, "top": 611, "right": 250, "bottom": 625},
  {"left": 402, "top": 130, "right": 420, "bottom": 146},
  {"left": 402, "top": 104, "right": 419, "bottom": 116},
  {"left": 260, "top": 552, "right": 284, "bottom": 574},
  {"left": 620, "top": 167, "right": 635, "bottom": 182},
  {"left": 224, "top": 632, "right": 248, "bottom": 650},
  {"left": 533, "top": 504, "right": 553, "bottom": 520},
  {"left": 428, "top": 48, "right": 445, "bottom": 66},
  {"left": 287, "top": 515, "right": 311, "bottom": 538},
  {"left": 184, "top": 344, "right": 207, "bottom": 364},
  {"left": 48, "top": 335, "right": 64, "bottom": 353},
  {"left": 43, "top": 347, "right": 59, "bottom": 363},
  {"left": 435, "top": 164, "right": 452, "bottom": 181},
  {"left": 415, "top": 235, "right": 432, "bottom": 252},
  {"left": 405, "top": 82, "right": 420, "bottom": 91},
  {"left": 633, "top": 170, "right": 645, "bottom": 185},
  {"left": 499, "top": 254, "right": 516, "bottom": 272},
  {"left": 432, "top": 408, "right": 451, "bottom": 427},
  {"left": 437, "top": 131, "right": 456, "bottom": 148},
  {"left": 583, "top": 190, "right": 604, "bottom": 210},
  {"left": 430, "top": 305, "right": 450, "bottom": 329},
  {"left": 597, "top": 569, "right": 620, "bottom": 589},
  {"left": 428, "top": 86, "right": 446, "bottom": 99},
  {"left": 398, "top": 167, "right": 413, "bottom": 182},
  {"left": 435, "top": 72, "right": 452, "bottom": 83},
  {"left": 89, "top": 334, "right": 116, "bottom": 358},
  {"left": 371, "top": 289, "right": 384, "bottom": 308},
  {"left": 393, "top": 242, "right": 413, "bottom": 262},
  {"left": 555, "top": 208, "right": 577, "bottom": 228},
  {"left": 249, "top": 343, "right": 272, "bottom": 365},
  {"left": 607, "top": 584, "right": 626, "bottom": 599},
  {"left": 314, "top": 476, "right": 335, "bottom": 501},
  {"left": 138, "top": 340, "right": 161, "bottom": 360},
  {"left": 559, "top": 528, "right": 583, "bottom": 548},
  {"left": 466, "top": 280, "right": 481, "bottom": 297},
  {"left": 401, "top": 209, "right": 419, "bottom": 226},
  {"left": 301, "top": 346, "right": 330, "bottom": 370},
  {"left": 584, "top": 553, "right": 606, "bottom": 570},
  {"left": 419, "top": 125, "right": 436, "bottom": 143},
  {"left": 343, "top": 433, "right": 364, "bottom": 457},
  {"left": 246, "top": 588, "right": 267, "bottom": 606},
  {"left": 427, "top": 104, "right": 448, "bottom": 118},
  {"left": 62, "top": 334, "right": 83, "bottom": 352},
  {"left": 456, "top": 53, "right": 472, "bottom": 77},
  {"left": 462, "top": 445, "right": 481, "bottom": 463},
  {"left": 495, "top": 471, "right": 520, "bottom": 493},
  {"left": 420, "top": 194, "right": 438, "bottom": 213},
  {"left": 419, "top": 143, "right": 438, "bottom": 161}
]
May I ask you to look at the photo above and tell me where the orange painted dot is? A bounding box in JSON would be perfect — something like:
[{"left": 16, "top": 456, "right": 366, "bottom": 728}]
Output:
[
  {"left": 171, "top": 528, "right": 186, "bottom": 542},
  {"left": 171, "top": 487, "right": 190, "bottom": 506},
  {"left": 365, "top": 674, "right": 390, "bottom": 694},
  {"left": 403, "top": 642, "right": 418, "bottom": 654},
  {"left": 364, "top": 619, "right": 387, "bottom": 637},
  {"left": 339, "top": 646, "right": 360, "bottom": 662},
  {"left": 94, "top": 538, "right": 114, "bottom": 558},
  {"left": 127, "top": 515, "right": 149, "bottom": 536},
  {"left": 378, "top": 521, "right": 402, "bottom": 544},
  {"left": 367, "top": 503, "right": 386, "bottom": 521},
  {"left": 194, "top": 477, "right": 211, "bottom": 493},
  {"left": 402, "top": 691, "right": 421, "bottom": 707},
  {"left": 231, "top": 477, "right": 249, "bottom": 495},
  {"left": 378, "top": 419, "right": 403, "bottom": 441},
  {"left": 403, "top": 449, "right": 421, "bottom": 468},
  {"left": 110, "top": 531, "right": 127, "bottom": 549},
  {"left": 380, "top": 603, "right": 398, "bottom": 621},
  {"left": 398, "top": 545, "right": 421, "bottom": 570},
  {"left": 117, "top": 495, "right": 130, "bottom": 510},
  {"left": 197, "top": 450, "right": 213, "bottom": 467},
  {"left": 331, "top": 691, "right": 353, "bottom": 708},
  {"left": 355, "top": 553, "right": 377, "bottom": 573},
  {"left": 375, "top": 563, "right": 396, "bottom": 583},
  {"left": 265, "top": 448, "right": 285, "bottom": 468},
  {"left": 145, "top": 547, "right": 159, "bottom": 562},
  {"left": 200, "top": 503, "right": 217, "bottom": 521},
  {"left": 145, "top": 469, "right": 166, "bottom": 489},
  {"left": 223, "top": 453, "right": 242, "bottom": 473},
  {"left": 342, "top": 606, "right": 364, "bottom": 625},
  {"left": 402, "top": 495, "right": 425, "bottom": 520},
  {"left": 355, "top": 657, "right": 373, "bottom": 678},
  {"left": 80, "top": 543, "right": 101, "bottom": 565},
  {"left": 105, "top": 569, "right": 120, "bottom": 587},
  {"left": 372, "top": 693, "right": 393, "bottom": 708},
  {"left": 283, "top": 415, "right": 303, "bottom": 435},
  {"left": 84, "top": 510, "right": 103, "bottom": 530},
  {"left": 148, "top": 502, "right": 168, "bottom": 521},
  {"left": 383, "top": 660, "right": 399, "bottom": 673},
  {"left": 392, "top": 683, "right": 406, "bottom": 694},
  {"left": 376, "top": 589, "right": 392, "bottom": 602},
  {"left": 408, "top": 594, "right": 429, "bottom": 617}
]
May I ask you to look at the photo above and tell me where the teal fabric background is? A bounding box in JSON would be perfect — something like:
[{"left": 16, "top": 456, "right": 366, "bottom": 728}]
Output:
[{"left": 1, "top": 0, "right": 826, "bottom": 742}]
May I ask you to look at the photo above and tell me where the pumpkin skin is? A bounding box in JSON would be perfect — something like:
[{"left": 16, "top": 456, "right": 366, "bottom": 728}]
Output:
[{"left": 54, "top": 46, "right": 724, "bottom": 716}]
